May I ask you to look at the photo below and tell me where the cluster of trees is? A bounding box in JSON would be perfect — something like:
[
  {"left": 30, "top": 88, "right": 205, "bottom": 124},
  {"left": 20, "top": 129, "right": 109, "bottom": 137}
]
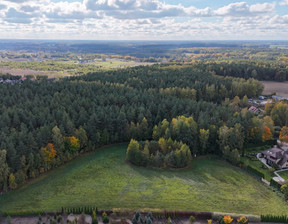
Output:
[
  {"left": 126, "top": 138, "right": 192, "bottom": 168},
  {"left": 0, "top": 125, "right": 84, "bottom": 191},
  {"left": 0, "top": 64, "right": 280, "bottom": 191},
  {"left": 265, "top": 101, "right": 288, "bottom": 127},
  {"left": 152, "top": 116, "right": 198, "bottom": 154}
]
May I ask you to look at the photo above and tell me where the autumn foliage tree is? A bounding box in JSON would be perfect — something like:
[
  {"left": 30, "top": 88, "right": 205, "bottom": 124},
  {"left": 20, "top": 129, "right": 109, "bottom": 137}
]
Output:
[
  {"left": 64, "top": 136, "right": 80, "bottom": 153},
  {"left": 262, "top": 126, "right": 273, "bottom": 142},
  {"left": 43, "top": 143, "right": 57, "bottom": 163},
  {"left": 280, "top": 126, "right": 288, "bottom": 143},
  {"left": 9, "top": 173, "right": 17, "bottom": 190}
]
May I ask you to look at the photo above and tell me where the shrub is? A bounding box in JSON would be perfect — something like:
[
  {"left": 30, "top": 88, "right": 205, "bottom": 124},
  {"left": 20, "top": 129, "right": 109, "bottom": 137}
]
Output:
[
  {"left": 261, "top": 214, "right": 288, "bottom": 223},
  {"left": 6, "top": 216, "right": 11, "bottom": 224},
  {"left": 237, "top": 216, "right": 248, "bottom": 223},
  {"left": 80, "top": 212, "right": 86, "bottom": 224},
  {"left": 92, "top": 210, "right": 98, "bottom": 224},
  {"left": 57, "top": 215, "right": 62, "bottom": 223},
  {"left": 268, "top": 168, "right": 275, "bottom": 174},
  {"left": 189, "top": 215, "right": 195, "bottom": 223},
  {"left": 102, "top": 212, "right": 109, "bottom": 224}
]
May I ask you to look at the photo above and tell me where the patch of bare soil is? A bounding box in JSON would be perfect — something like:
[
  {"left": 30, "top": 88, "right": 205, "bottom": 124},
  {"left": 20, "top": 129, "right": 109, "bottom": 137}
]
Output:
[
  {"left": 0, "top": 67, "right": 49, "bottom": 76},
  {"left": 261, "top": 81, "right": 288, "bottom": 97}
]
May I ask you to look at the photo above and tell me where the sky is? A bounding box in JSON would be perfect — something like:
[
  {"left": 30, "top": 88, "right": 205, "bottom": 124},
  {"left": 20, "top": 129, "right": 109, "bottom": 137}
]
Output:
[{"left": 0, "top": 0, "right": 287, "bottom": 40}]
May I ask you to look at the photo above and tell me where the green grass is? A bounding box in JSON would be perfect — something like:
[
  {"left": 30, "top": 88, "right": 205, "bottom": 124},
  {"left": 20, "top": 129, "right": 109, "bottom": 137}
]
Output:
[
  {"left": 240, "top": 157, "right": 274, "bottom": 181},
  {"left": 0, "top": 144, "right": 287, "bottom": 215},
  {"left": 277, "top": 170, "right": 288, "bottom": 180}
]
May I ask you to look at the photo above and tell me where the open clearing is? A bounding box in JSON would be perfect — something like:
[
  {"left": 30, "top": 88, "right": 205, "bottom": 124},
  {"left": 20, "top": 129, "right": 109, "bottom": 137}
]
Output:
[
  {"left": 0, "top": 144, "right": 287, "bottom": 215},
  {"left": 0, "top": 60, "right": 153, "bottom": 77},
  {"left": 0, "top": 67, "right": 51, "bottom": 76},
  {"left": 262, "top": 81, "right": 288, "bottom": 97}
]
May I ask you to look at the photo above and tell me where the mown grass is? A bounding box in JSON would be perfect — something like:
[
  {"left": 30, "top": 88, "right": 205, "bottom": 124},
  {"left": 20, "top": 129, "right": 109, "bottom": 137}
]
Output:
[
  {"left": 277, "top": 170, "right": 288, "bottom": 180},
  {"left": 0, "top": 144, "right": 287, "bottom": 215}
]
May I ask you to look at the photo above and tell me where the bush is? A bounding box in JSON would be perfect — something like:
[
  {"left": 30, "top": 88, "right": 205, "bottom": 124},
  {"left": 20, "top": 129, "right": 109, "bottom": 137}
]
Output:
[
  {"left": 268, "top": 168, "right": 275, "bottom": 174},
  {"left": 57, "top": 215, "right": 62, "bottom": 223},
  {"left": 189, "top": 216, "right": 195, "bottom": 223},
  {"left": 237, "top": 216, "right": 248, "bottom": 223},
  {"left": 6, "top": 216, "right": 11, "bottom": 224},
  {"left": 261, "top": 214, "right": 288, "bottom": 223},
  {"left": 92, "top": 210, "right": 98, "bottom": 224},
  {"left": 168, "top": 217, "right": 172, "bottom": 224},
  {"left": 80, "top": 212, "right": 86, "bottom": 224},
  {"left": 102, "top": 212, "right": 109, "bottom": 224}
]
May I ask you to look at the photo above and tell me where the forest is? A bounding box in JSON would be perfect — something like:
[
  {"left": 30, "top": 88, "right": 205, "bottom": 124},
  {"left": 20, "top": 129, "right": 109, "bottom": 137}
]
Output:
[{"left": 0, "top": 63, "right": 288, "bottom": 191}]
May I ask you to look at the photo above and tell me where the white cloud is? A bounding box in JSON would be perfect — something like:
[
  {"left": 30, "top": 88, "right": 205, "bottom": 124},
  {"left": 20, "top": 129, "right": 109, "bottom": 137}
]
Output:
[
  {"left": 250, "top": 3, "right": 275, "bottom": 13},
  {"left": 0, "top": 0, "right": 286, "bottom": 39},
  {"left": 215, "top": 2, "right": 275, "bottom": 16},
  {"left": 280, "top": 0, "right": 288, "bottom": 5}
]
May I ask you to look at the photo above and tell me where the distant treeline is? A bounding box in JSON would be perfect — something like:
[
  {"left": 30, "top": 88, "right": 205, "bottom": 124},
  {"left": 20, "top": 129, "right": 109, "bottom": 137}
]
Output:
[
  {"left": 193, "top": 61, "right": 288, "bottom": 81},
  {"left": 0, "top": 40, "right": 270, "bottom": 56}
]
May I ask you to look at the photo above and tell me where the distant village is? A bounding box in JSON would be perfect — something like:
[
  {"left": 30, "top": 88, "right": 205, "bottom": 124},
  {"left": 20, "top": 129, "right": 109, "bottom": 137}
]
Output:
[
  {"left": 248, "top": 95, "right": 288, "bottom": 115},
  {"left": 0, "top": 76, "right": 56, "bottom": 84}
]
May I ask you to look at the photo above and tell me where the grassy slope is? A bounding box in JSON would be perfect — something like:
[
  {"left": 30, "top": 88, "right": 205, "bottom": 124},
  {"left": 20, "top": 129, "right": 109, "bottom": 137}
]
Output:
[{"left": 0, "top": 144, "right": 287, "bottom": 215}]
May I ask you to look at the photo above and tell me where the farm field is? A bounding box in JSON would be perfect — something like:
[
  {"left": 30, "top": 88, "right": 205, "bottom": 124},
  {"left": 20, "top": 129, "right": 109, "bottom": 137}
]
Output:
[
  {"left": 262, "top": 81, "right": 288, "bottom": 97},
  {"left": 0, "top": 144, "right": 287, "bottom": 215},
  {"left": 0, "top": 67, "right": 52, "bottom": 77},
  {"left": 0, "top": 60, "right": 153, "bottom": 78}
]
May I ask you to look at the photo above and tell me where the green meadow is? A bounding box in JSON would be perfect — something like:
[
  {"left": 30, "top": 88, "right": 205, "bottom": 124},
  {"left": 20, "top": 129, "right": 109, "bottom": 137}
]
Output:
[{"left": 0, "top": 144, "right": 287, "bottom": 215}]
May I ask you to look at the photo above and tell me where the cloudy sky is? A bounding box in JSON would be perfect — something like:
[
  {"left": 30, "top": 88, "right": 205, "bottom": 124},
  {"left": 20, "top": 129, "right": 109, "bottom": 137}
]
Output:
[{"left": 0, "top": 0, "right": 287, "bottom": 40}]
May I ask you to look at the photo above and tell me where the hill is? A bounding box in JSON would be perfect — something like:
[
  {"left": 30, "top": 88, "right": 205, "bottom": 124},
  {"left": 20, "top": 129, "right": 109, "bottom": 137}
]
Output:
[{"left": 0, "top": 144, "right": 287, "bottom": 215}]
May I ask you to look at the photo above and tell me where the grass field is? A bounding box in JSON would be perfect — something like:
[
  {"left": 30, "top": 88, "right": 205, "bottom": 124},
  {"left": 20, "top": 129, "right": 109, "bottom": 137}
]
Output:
[
  {"left": 278, "top": 170, "right": 288, "bottom": 180},
  {"left": 0, "top": 144, "right": 287, "bottom": 215},
  {"left": 262, "top": 81, "right": 288, "bottom": 97}
]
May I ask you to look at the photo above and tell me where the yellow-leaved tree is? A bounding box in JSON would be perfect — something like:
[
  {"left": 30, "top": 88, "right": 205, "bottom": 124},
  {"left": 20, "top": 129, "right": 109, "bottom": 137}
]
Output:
[
  {"left": 64, "top": 136, "right": 80, "bottom": 153},
  {"left": 280, "top": 126, "right": 288, "bottom": 143},
  {"left": 262, "top": 126, "right": 273, "bottom": 142},
  {"left": 43, "top": 143, "right": 57, "bottom": 163}
]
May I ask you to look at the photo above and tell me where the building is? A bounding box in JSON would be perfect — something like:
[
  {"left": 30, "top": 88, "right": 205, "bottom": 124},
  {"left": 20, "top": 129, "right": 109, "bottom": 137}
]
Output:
[
  {"left": 261, "top": 146, "right": 288, "bottom": 169},
  {"left": 248, "top": 106, "right": 261, "bottom": 114},
  {"left": 272, "top": 95, "right": 288, "bottom": 101}
]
